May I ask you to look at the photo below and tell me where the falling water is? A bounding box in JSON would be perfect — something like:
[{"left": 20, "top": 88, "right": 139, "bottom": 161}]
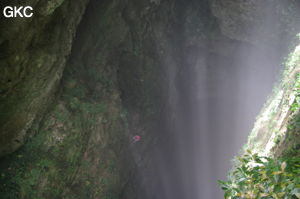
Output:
[{"left": 131, "top": 1, "right": 288, "bottom": 199}]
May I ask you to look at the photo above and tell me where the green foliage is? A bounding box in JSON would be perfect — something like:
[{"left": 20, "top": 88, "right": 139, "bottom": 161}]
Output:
[
  {"left": 219, "top": 151, "right": 300, "bottom": 199},
  {"left": 284, "top": 49, "right": 300, "bottom": 77},
  {"left": 68, "top": 85, "right": 88, "bottom": 99},
  {"left": 103, "top": 190, "right": 118, "bottom": 199},
  {"left": 63, "top": 80, "right": 107, "bottom": 115},
  {"left": 67, "top": 96, "right": 107, "bottom": 114},
  {"left": 291, "top": 74, "right": 300, "bottom": 112},
  {"left": 107, "top": 160, "right": 116, "bottom": 174}
]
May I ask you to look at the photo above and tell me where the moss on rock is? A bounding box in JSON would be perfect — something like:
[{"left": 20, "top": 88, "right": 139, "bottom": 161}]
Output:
[
  {"left": 0, "top": 0, "right": 89, "bottom": 157},
  {"left": 245, "top": 41, "right": 300, "bottom": 158}
]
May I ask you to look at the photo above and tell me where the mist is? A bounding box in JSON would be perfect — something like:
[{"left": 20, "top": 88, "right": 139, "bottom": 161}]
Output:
[
  {"left": 1, "top": 0, "right": 299, "bottom": 198},
  {"left": 129, "top": 2, "right": 286, "bottom": 199}
]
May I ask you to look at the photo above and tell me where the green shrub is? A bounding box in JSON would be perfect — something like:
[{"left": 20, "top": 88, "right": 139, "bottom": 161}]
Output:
[{"left": 219, "top": 151, "right": 300, "bottom": 199}]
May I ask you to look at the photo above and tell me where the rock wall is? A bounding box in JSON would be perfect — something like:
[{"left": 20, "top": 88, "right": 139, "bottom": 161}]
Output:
[
  {"left": 0, "top": 0, "right": 170, "bottom": 198},
  {"left": 246, "top": 44, "right": 300, "bottom": 157},
  {"left": 1, "top": 0, "right": 300, "bottom": 198},
  {"left": 210, "top": 0, "right": 300, "bottom": 46},
  {"left": 0, "top": 0, "right": 89, "bottom": 156}
]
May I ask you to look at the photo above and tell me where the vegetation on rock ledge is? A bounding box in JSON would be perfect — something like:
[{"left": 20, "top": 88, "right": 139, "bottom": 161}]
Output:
[
  {"left": 219, "top": 151, "right": 300, "bottom": 199},
  {"left": 220, "top": 39, "right": 300, "bottom": 199}
]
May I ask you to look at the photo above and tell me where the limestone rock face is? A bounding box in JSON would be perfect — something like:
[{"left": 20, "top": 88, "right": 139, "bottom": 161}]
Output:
[
  {"left": 210, "top": 0, "right": 300, "bottom": 45},
  {"left": 0, "top": 0, "right": 89, "bottom": 156},
  {"left": 1, "top": 0, "right": 300, "bottom": 198},
  {"left": 0, "top": 0, "right": 168, "bottom": 197},
  {"left": 246, "top": 44, "right": 300, "bottom": 157}
]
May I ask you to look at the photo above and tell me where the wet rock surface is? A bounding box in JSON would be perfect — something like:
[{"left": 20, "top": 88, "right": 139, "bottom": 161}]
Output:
[
  {"left": 210, "top": 0, "right": 300, "bottom": 46},
  {"left": 1, "top": 0, "right": 300, "bottom": 198},
  {"left": 0, "top": 0, "right": 89, "bottom": 156}
]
